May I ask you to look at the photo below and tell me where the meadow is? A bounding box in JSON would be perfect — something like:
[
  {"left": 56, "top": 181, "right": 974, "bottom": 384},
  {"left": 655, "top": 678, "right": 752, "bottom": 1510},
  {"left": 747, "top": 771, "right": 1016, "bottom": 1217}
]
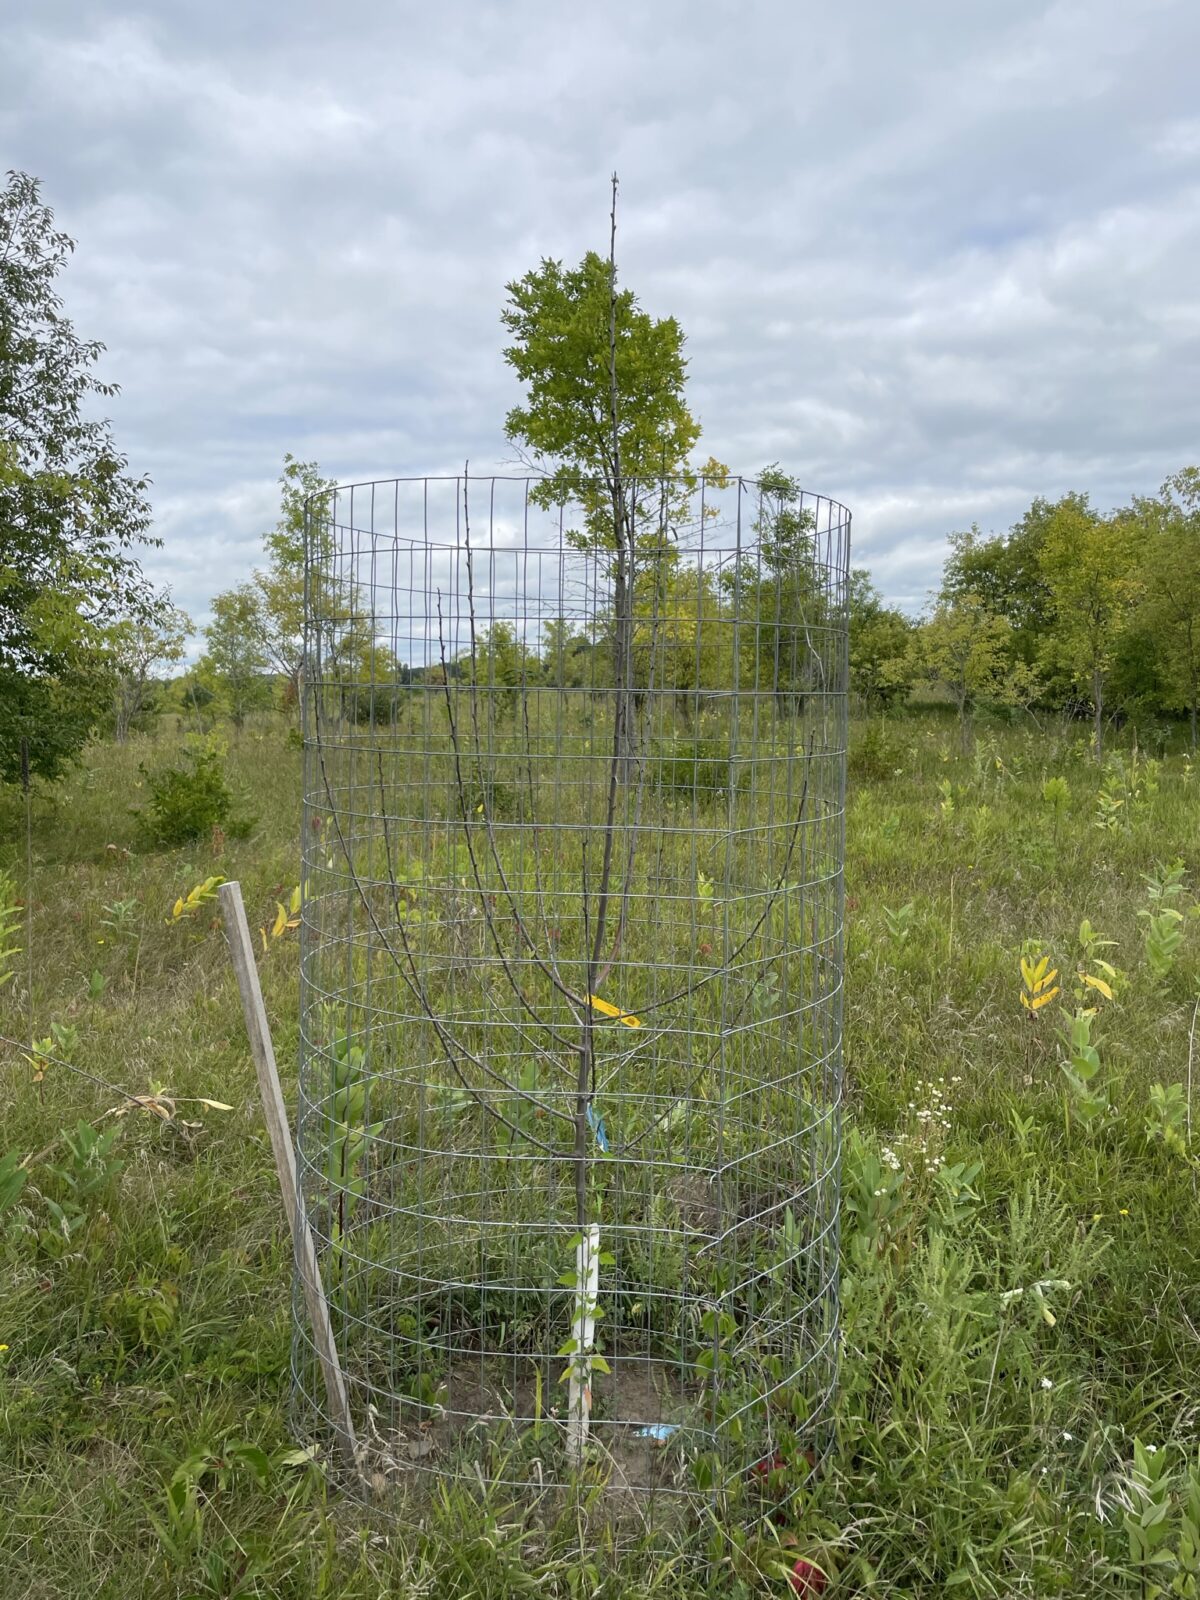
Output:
[{"left": 1, "top": 708, "right": 1199, "bottom": 1599}]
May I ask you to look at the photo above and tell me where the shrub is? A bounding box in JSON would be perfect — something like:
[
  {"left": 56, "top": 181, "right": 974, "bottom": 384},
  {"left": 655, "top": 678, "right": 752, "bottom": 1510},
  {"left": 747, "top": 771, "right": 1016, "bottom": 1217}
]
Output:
[
  {"left": 653, "top": 738, "right": 734, "bottom": 801},
  {"left": 849, "top": 721, "right": 896, "bottom": 783},
  {"left": 134, "top": 747, "right": 255, "bottom": 847}
]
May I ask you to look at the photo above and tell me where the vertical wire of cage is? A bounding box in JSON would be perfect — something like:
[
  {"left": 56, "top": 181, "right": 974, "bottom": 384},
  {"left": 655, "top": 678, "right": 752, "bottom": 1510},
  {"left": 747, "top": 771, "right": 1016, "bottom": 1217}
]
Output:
[{"left": 295, "top": 472, "right": 849, "bottom": 1523}]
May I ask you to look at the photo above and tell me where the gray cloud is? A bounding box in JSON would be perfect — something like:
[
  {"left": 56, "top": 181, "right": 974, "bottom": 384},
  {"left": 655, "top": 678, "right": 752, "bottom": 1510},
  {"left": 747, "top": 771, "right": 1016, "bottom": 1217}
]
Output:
[{"left": 3, "top": 0, "right": 1198, "bottom": 630}]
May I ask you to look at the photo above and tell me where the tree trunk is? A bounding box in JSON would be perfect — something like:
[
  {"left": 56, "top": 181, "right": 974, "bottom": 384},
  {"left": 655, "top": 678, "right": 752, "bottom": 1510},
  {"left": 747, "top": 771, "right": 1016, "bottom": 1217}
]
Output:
[
  {"left": 1092, "top": 668, "right": 1103, "bottom": 761},
  {"left": 610, "top": 542, "right": 640, "bottom": 784}
]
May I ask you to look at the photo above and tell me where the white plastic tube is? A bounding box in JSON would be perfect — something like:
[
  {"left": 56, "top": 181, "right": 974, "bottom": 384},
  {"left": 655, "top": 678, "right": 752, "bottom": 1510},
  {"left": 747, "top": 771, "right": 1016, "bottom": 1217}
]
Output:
[{"left": 566, "top": 1223, "right": 601, "bottom": 1463}]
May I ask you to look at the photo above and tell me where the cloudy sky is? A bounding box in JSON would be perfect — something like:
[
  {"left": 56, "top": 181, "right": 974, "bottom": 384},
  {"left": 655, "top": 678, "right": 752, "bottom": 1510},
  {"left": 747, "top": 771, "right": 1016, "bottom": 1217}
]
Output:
[{"left": 4, "top": 1, "right": 1199, "bottom": 633}]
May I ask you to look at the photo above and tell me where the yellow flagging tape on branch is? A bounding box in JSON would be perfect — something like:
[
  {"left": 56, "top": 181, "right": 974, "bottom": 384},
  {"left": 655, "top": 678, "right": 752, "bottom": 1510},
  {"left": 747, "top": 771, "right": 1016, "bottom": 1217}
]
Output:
[{"left": 586, "top": 995, "right": 641, "bottom": 1028}]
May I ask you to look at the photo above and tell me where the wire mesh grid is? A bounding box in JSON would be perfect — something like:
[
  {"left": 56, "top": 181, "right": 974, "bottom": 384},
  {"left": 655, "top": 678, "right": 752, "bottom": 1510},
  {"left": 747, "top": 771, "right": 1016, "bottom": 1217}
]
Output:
[{"left": 295, "top": 472, "right": 849, "bottom": 1522}]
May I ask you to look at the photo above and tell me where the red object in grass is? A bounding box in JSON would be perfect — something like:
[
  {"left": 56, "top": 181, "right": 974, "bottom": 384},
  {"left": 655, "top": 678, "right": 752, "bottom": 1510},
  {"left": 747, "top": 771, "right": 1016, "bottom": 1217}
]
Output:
[
  {"left": 750, "top": 1450, "right": 787, "bottom": 1479},
  {"left": 788, "top": 1557, "right": 828, "bottom": 1596}
]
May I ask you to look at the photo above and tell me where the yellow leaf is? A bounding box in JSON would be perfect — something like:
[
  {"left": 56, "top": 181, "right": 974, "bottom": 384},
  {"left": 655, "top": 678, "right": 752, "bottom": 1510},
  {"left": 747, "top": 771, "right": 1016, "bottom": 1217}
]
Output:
[
  {"left": 289, "top": 885, "right": 302, "bottom": 915},
  {"left": 1082, "top": 974, "right": 1113, "bottom": 1000},
  {"left": 259, "top": 927, "right": 268, "bottom": 953},
  {"left": 1029, "top": 986, "right": 1059, "bottom": 1011},
  {"left": 1020, "top": 957, "right": 1035, "bottom": 991},
  {"left": 194, "top": 1098, "right": 233, "bottom": 1112},
  {"left": 1033, "top": 967, "right": 1059, "bottom": 995},
  {"left": 271, "top": 903, "right": 288, "bottom": 938},
  {"left": 587, "top": 995, "right": 641, "bottom": 1028},
  {"left": 173, "top": 897, "right": 184, "bottom": 919},
  {"left": 1033, "top": 955, "right": 1050, "bottom": 985}
]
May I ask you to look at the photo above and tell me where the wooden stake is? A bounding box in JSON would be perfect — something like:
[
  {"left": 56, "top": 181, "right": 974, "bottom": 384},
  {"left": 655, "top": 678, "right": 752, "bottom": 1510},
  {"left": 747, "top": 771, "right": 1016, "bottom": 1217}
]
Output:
[{"left": 218, "top": 880, "right": 359, "bottom": 1467}]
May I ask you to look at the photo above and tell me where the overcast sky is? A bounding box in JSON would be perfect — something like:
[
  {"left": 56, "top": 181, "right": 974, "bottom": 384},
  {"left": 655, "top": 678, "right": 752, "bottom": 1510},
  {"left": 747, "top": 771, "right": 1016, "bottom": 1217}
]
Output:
[{"left": 4, "top": 2, "right": 1198, "bottom": 633}]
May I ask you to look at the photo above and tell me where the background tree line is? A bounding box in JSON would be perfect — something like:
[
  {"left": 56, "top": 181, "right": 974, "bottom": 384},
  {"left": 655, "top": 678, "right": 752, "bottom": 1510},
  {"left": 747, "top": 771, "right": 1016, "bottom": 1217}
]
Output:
[
  {"left": 5, "top": 162, "right": 1199, "bottom": 782},
  {"left": 888, "top": 476, "right": 1200, "bottom": 754},
  {"left": 186, "top": 463, "right": 1200, "bottom": 763}
]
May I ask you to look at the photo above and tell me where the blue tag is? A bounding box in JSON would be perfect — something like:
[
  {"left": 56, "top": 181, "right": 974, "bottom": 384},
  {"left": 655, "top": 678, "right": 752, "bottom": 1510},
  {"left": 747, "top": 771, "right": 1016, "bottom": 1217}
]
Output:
[
  {"left": 634, "top": 1423, "right": 680, "bottom": 1442},
  {"left": 585, "top": 1102, "right": 610, "bottom": 1153}
]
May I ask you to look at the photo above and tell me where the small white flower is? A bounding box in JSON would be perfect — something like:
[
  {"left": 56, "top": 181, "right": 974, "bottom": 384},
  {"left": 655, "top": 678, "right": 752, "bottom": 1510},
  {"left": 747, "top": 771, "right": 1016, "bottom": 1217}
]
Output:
[
  {"left": 1146, "top": 1444, "right": 1158, "bottom": 1455},
  {"left": 1040, "top": 1377, "right": 1054, "bottom": 1390},
  {"left": 1061, "top": 1431, "right": 1073, "bottom": 1442}
]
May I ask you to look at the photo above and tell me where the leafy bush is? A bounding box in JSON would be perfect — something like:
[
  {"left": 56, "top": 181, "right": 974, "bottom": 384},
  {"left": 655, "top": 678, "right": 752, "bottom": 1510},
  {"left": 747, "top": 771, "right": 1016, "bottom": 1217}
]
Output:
[
  {"left": 133, "top": 747, "right": 254, "bottom": 847},
  {"left": 849, "top": 720, "right": 896, "bottom": 783},
  {"left": 463, "top": 773, "right": 520, "bottom": 820},
  {"left": 653, "top": 738, "right": 734, "bottom": 800}
]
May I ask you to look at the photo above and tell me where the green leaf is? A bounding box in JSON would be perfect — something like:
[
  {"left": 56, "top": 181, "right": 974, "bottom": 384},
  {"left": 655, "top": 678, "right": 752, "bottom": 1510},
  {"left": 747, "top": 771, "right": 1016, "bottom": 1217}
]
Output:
[{"left": 228, "top": 1443, "right": 271, "bottom": 1484}]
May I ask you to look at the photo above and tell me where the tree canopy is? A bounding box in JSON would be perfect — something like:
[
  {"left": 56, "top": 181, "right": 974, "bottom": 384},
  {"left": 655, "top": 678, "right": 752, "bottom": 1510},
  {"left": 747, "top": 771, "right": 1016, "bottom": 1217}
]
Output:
[
  {"left": 1, "top": 169, "right": 157, "bottom": 782},
  {"left": 502, "top": 249, "right": 701, "bottom": 534}
]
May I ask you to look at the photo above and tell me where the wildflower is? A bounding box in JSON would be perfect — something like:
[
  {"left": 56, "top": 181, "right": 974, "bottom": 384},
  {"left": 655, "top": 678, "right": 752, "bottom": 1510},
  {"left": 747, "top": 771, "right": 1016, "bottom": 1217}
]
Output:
[
  {"left": 1119, "top": 1208, "right": 1129, "bottom": 1216},
  {"left": 1146, "top": 1444, "right": 1158, "bottom": 1455},
  {"left": 1061, "top": 1431, "right": 1073, "bottom": 1442},
  {"left": 1040, "top": 1377, "right": 1054, "bottom": 1390},
  {"left": 0, "top": 1343, "right": 8, "bottom": 1353}
]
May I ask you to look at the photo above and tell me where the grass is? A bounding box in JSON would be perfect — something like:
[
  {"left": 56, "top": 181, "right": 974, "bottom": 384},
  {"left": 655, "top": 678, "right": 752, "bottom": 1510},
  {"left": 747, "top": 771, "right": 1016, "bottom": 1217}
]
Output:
[{"left": 1, "top": 708, "right": 1198, "bottom": 1597}]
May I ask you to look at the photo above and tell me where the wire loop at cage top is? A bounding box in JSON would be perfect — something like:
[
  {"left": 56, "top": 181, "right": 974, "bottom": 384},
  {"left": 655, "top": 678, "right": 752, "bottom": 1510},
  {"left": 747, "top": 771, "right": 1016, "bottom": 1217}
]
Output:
[{"left": 296, "top": 472, "right": 850, "bottom": 1529}]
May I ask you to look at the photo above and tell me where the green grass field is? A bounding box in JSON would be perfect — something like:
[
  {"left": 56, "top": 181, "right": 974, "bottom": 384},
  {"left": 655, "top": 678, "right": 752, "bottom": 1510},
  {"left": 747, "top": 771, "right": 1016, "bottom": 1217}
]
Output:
[{"left": 2, "top": 710, "right": 1199, "bottom": 1598}]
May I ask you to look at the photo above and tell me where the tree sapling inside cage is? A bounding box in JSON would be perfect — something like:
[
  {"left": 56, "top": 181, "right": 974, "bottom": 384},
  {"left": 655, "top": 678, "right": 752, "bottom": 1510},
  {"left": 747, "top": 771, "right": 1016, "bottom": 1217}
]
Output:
[{"left": 295, "top": 466, "right": 849, "bottom": 1526}]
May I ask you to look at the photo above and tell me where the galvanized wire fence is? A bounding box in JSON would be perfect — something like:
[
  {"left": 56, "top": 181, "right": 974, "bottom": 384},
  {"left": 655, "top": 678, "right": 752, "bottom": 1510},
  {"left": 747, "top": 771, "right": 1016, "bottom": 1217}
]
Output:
[{"left": 295, "top": 472, "right": 849, "bottom": 1523}]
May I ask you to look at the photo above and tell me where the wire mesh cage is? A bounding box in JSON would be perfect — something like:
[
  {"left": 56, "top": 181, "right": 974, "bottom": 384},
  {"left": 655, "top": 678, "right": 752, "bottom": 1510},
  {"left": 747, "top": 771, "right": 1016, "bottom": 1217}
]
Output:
[{"left": 296, "top": 471, "right": 850, "bottom": 1525}]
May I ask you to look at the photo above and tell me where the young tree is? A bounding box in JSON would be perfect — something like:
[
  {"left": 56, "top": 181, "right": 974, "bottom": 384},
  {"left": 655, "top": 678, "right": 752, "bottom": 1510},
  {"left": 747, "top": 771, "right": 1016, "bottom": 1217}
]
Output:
[
  {"left": 200, "top": 585, "right": 271, "bottom": 730},
  {"left": 540, "top": 616, "right": 595, "bottom": 689},
  {"left": 466, "top": 619, "right": 529, "bottom": 718},
  {"left": 918, "top": 594, "right": 1028, "bottom": 749},
  {"left": 941, "top": 514, "right": 1057, "bottom": 673},
  {"left": 1036, "top": 495, "right": 1141, "bottom": 758},
  {"left": 253, "top": 454, "right": 337, "bottom": 711},
  {"left": 502, "top": 179, "right": 726, "bottom": 769},
  {"left": 111, "top": 599, "right": 192, "bottom": 740},
  {"left": 727, "top": 466, "right": 822, "bottom": 711},
  {"left": 631, "top": 562, "right": 727, "bottom": 719},
  {"left": 848, "top": 569, "right": 915, "bottom": 711},
  {"left": 1135, "top": 468, "right": 1200, "bottom": 748},
  {"left": 0, "top": 170, "right": 156, "bottom": 782}
]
